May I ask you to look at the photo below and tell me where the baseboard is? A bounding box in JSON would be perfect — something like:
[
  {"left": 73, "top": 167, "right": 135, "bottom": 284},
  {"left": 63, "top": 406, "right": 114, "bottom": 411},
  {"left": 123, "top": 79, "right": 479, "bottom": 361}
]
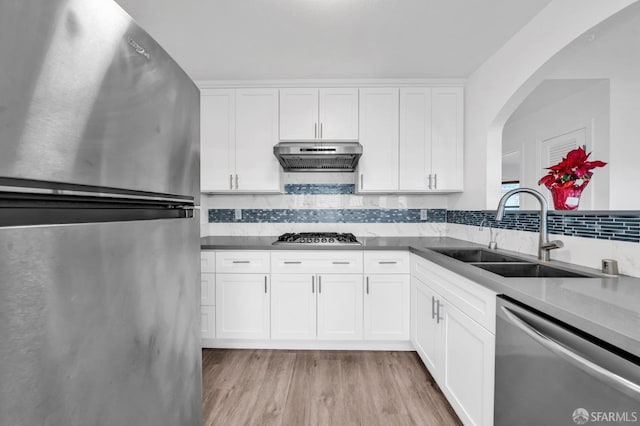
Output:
[{"left": 202, "top": 339, "right": 415, "bottom": 351}]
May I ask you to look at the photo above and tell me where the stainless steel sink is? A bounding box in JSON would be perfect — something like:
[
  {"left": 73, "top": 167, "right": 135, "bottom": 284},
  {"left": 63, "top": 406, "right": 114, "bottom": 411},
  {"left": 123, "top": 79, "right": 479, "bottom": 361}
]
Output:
[
  {"left": 472, "top": 262, "right": 594, "bottom": 278},
  {"left": 430, "top": 248, "right": 524, "bottom": 263}
]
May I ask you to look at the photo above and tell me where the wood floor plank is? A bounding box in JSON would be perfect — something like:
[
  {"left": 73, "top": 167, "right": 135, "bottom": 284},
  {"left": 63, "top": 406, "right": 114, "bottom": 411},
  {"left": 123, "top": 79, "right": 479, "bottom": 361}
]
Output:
[
  {"left": 202, "top": 349, "right": 462, "bottom": 426},
  {"left": 244, "top": 350, "right": 297, "bottom": 426}
]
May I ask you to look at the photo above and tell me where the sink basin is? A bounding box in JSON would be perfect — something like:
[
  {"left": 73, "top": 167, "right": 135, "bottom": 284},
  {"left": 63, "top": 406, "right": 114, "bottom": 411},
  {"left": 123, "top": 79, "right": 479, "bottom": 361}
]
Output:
[
  {"left": 472, "top": 262, "right": 594, "bottom": 278},
  {"left": 430, "top": 248, "right": 524, "bottom": 263}
]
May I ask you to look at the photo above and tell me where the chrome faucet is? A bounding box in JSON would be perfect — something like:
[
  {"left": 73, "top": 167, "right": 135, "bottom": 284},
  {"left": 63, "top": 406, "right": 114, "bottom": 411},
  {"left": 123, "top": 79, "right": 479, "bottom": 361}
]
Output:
[
  {"left": 479, "top": 218, "right": 498, "bottom": 250},
  {"left": 495, "top": 188, "right": 563, "bottom": 262}
]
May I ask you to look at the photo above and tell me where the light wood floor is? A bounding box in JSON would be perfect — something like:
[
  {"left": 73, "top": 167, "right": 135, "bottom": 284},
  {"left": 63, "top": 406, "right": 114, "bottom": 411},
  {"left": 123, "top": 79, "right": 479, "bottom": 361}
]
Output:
[{"left": 202, "top": 349, "right": 462, "bottom": 426}]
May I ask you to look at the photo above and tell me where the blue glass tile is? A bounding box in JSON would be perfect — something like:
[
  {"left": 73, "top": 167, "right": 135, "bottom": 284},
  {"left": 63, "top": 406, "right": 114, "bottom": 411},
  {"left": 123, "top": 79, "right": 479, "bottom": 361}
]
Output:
[{"left": 284, "top": 184, "right": 356, "bottom": 194}]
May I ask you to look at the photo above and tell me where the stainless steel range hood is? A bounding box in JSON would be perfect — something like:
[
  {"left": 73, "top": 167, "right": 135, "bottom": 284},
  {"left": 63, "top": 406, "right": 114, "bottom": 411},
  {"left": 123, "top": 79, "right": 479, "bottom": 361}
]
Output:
[{"left": 273, "top": 142, "right": 363, "bottom": 172}]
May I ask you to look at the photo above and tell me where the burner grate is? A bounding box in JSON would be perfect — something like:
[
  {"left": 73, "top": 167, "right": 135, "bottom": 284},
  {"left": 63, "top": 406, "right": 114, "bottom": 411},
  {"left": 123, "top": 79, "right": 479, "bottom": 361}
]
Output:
[{"left": 273, "top": 232, "right": 360, "bottom": 245}]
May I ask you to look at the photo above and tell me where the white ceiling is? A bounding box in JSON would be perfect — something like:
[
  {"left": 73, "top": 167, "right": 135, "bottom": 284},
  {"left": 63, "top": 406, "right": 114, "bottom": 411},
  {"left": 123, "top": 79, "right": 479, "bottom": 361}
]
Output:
[{"left": 114, "top": 0, "right": 552, "bottom": 81}]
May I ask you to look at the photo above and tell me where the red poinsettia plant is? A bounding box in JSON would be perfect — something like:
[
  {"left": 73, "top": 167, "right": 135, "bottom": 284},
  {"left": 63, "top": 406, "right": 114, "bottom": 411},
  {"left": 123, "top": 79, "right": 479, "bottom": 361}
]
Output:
[{"left": 538, "top": 147, "right": 607, "bottom": 189}]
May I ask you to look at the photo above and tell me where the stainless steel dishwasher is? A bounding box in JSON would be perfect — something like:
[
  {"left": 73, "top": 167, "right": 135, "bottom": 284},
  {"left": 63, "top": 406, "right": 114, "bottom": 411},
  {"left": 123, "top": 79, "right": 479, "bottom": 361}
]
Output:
[{"left": 495, "top": 296, "right": 640, "bottom": 425}]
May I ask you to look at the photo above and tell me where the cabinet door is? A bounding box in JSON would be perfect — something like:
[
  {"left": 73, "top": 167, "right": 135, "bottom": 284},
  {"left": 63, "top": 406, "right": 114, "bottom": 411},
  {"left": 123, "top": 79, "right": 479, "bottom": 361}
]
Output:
[
  {"left": 364, "top": 274, "right": 410, "bottom": 340},
  {"left": 279, "top": 88, "right": 319, "bottom": 140},
  {"left": 200, "top": 89, "right": 235, "bottom": 191},
  {"left": 216, "top": 274, "right": 270, "bottom": 340},
  {"left": 201, "top": 306, "right": 216, "bottom": 340},
  {"left": 235, "top": 89, "right": 281, "bottom": 192},
  {"left": 412, "top": 276, "right": 441, "bottom": 378},
  {"left": 358, "top": 88, "right": 399, "bottom": 192},
  {"left": 319, "top": 88, "right": 358, "bottom": 140},
  {"left": 317, "top": 274, "right": 363, "bottom": 340},
  {"left": 440, "top": 300, "right": 495, "bottom": 426},
  {"left": 399, "top": 88, "right": 432, "bottom": 191},
  {"left": 201, "top": 272, "right": 216, "bottom": 306},
  {"left": 431, "top": 87, "right": 463, "bottom": 191},
  {"left": 271, "top": 274, "right": 317, "bottom": 340}
]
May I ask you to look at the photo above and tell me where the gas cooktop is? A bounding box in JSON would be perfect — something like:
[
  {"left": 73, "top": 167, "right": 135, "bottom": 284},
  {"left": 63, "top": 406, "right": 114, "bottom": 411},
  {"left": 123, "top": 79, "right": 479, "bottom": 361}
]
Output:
[{"left": 272, "top": 232, "right": 361, "bottom": 246}]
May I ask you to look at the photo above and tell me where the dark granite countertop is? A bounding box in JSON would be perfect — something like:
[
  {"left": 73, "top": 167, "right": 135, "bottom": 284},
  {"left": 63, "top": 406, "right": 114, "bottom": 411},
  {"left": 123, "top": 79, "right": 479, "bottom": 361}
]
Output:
[{"left": 201, "top": 235, "right": 640, "bottom": 356}]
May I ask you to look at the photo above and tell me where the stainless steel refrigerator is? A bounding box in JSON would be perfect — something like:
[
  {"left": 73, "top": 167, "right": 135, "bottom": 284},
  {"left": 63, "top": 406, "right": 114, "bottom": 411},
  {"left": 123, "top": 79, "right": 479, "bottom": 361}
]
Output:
[{"left": 0, "top": 1, "right": 202, "bottom": 425}]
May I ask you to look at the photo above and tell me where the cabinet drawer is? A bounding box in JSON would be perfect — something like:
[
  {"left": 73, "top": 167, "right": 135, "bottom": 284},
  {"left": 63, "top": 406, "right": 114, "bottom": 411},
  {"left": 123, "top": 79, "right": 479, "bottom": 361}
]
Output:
[
  {"left": 411, "top": 254, "right": 496, "bottom": 333},
  {"left": 364, "top": 251, "right": 410, "bottom": 274},
  {"left": 271, "top": 251, "right": 363, "bottom": 274},
  {"left": 216, "top": 251, "right": 270, "bottom": 273},
  {"left": 201, "top": 306, "right": 216, "bottom": 340},
  {"left": 201, "top": 272, "right": 216, "bottom": 306},
  {"left": 201, "top": 251, "right": 216, "bottom": 273}
]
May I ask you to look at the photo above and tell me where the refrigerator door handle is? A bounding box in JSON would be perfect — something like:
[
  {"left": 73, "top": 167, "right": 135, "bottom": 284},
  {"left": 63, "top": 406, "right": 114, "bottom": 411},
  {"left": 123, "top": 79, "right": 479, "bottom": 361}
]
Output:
[{"left": 501, "top": 305, "right": 640, "bottom": 397}]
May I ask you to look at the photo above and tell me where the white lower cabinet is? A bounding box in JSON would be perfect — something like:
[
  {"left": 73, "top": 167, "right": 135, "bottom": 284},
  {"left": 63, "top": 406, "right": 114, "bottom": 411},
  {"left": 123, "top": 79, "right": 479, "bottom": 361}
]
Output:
[
  {"left": 271, "top": 274, "right": 317, "bottom": 340},
  {"left": 271, "top": 273, "right": 363, "bottom": 341},
  {"left": 216, "top": 273, "right": 270, "bottom": 340},
  {"left": 364, "top": 274, "right": 410, "bottom": 340},
  {"left": 441, "top": 300, "right": 495, "bottom": 426},
  {"left": 412, "top": 276, "right": 441, "bottom": 374},
  {"left": 201, "top": 306, "right": 216, "bottom": 340},
  {"left": 411, "top": 254, "right": 495, "bottom": 426},
  {"left": 316, "top": 274, "right": 363, "bottom": 340}
]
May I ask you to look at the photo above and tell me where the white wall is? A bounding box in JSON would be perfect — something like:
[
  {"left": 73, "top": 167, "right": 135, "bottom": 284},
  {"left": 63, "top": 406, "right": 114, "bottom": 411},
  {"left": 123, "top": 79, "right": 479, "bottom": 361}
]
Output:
[
  {"left": 538, "top": 6, "right": 640, "bottom": 209},
  {"left": 454, "top": 0, "right": 637, "bottom": 211},
  {"left": 502, "top": 80, "right": 610, "bottom": 210}
]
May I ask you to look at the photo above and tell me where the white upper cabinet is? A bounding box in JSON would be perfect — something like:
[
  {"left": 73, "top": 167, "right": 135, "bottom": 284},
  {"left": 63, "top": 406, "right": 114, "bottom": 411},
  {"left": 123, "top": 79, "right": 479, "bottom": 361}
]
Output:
[
  {"left": 279, "top": 88, "right": 318, "bottom": 140},
  {"left": 200, "top": 90, "right": 235, "bottom": 192},
  {"left": 357, "top": 88, "right": 400, "bottom": 192},
  {"left": 234, "top": 89, "right": 280, "bottom": 192},
  {"left": 200, "top": 88, "right": 281, "bottom": 193},
  {"left": 431, "top": 87, "right": 464, "bottom": 191},
  {"left": 399, "top": 88, "right": 432, "bottom": 191},
  {"left": 279, "top": 88, "right": 358, "bottom": 141},
  {"left": 318, "top": 88, "right": 359, "bottom": 140}
]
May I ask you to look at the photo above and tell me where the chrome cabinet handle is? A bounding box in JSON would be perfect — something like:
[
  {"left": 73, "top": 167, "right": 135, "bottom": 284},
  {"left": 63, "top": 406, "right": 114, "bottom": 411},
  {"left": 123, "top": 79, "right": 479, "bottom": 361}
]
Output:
[
  {"left": 284, "top": 261, "right": 302, "bottom": 264},
  {"left": 436, "top": 299, "right": 443, "bottom": 324},
  {"left": 264, "top": 276, "right": 267, "bottom": 293},
  {"left": 431, "top": 296, "right": 436, "bottom": 320},
  {"left": 232, "top": 260, "right": 250, "bottom": 264},
  {"left": 320, "top": 122, "right": 323, "bottom": 139},
  {"left": 315, "top": 123, "right": 317, "bottom": 138},
  {"left": 501, "top": 306, "right": 640, "bottom": 397},
  {"left": 332, "top": 261, "right": 350, "bottom": 265},
  {"left": 434, "top": 173, "right": 437, "bottom": 189},
  {"left": 230, "top": 174, "right": 233, "bottom": 190},
  {"left": 378, "top": 261, "right": 397, "bottom": 264},
  {"left": 360, "top": 174, "right": 364, "bottom": 189},
  {"left": 318, "top": 276, "right": 322, "bottom": 293},
  {"left": 428, "top": 174, "right": 432, "bottom": 190},
  {"left": 312, "top": 276, "right": 315, "bottom": 293},
  {"left": 235, "top": 174, "right": 239, "bottom": 189},
  {"left": 366, "top": 276, "right": 369, "bottom": 294}
]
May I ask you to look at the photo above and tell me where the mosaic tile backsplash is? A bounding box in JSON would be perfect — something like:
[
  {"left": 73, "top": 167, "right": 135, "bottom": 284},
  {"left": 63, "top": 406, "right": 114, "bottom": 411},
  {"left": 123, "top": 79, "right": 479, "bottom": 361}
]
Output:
[
  {"left": 209, "top": 208, "right": 640, "bottom": 243},
  {"left": 284, "top": 184, "right": 355, "bottom": 194},
  {"left": 447, "top": 211, "right": 640, "bottom": 243},
  {"left": 209, "top": 209, "right": 447, "bottom": 223}
]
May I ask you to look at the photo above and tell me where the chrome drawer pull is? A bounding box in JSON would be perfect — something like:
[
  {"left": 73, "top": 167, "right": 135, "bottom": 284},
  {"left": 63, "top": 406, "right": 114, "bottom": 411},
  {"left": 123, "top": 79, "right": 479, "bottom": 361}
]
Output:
[
  {"left": 284, "top": 261, "right": 302, "bottom": 264},
  {"left": 232, "top": 260, "right": 250, "bottom": 264},
  {"left": 332, "top": 261, "right": 350, "bottom": 265},
  {"left": 378, "top": 261, "right": 397, "bottom": 264}
]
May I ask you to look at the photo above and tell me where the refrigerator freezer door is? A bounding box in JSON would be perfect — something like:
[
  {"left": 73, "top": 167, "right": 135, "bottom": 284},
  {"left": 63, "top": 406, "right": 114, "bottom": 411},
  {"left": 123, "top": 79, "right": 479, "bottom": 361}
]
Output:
[
  {"left": 0, "top": 215, "right": 201, "bottom": 426},
  {"left": 0, "top": 0, "right": 199, "bottom": 201}
]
